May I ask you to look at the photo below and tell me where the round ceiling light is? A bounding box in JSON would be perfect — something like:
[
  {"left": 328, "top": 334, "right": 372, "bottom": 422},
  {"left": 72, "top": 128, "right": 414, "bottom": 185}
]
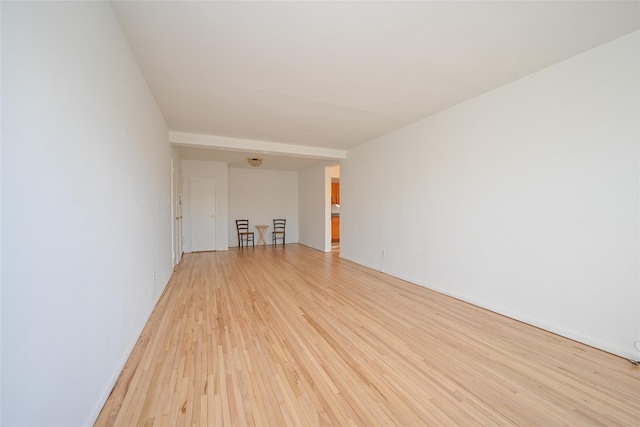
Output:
[{"left": 247, "top": 157, "right": 262, "bottom": 167}]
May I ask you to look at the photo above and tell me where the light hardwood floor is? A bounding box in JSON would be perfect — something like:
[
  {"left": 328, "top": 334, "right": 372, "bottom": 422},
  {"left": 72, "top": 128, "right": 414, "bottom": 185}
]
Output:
[{"left": 96, "top": 244, "right": 640, "bottom": 426}]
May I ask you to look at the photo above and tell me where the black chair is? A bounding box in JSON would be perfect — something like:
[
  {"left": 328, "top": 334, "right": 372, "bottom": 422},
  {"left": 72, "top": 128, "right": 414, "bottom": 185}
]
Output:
[
  {"left": 236, "top": 219, "right": 254, "bottom": 248},
  {"left": 272, "top": 219, "right": 286, "bottom": 246}
]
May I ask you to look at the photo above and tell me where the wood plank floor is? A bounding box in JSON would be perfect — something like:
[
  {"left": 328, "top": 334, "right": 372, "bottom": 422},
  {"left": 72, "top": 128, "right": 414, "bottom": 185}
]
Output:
[{"left": 95, "top": 244, "right": 640, "bottom": 426}]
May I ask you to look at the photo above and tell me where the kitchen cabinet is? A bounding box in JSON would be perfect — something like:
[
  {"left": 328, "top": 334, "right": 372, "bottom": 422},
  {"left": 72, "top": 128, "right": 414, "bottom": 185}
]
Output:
[
  {"left": 331, "top": 183, "right": 340, "bottom": 205},
  {"left": 331, "top": 216, "right": 340, "bottom": 242}
]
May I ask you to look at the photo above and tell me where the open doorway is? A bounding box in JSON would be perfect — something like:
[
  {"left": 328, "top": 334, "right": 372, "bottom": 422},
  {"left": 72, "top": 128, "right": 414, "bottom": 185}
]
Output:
[
  {"left": 329, "top": 166, "right": 340, "bottom": 253},
  {"left": 331, "top": 178, "right": 340, "bottom": 248},
  {"left": 171, "top": 158, "right": 183, "bottom": 268}
]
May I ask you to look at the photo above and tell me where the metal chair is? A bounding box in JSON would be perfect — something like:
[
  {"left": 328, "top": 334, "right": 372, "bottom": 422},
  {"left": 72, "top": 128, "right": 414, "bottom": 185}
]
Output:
[
  {"left": 236, "top": 219, "right": 254, "bottom": 248},
  {"left": 272, "top": 219, "right": 286, "bottom": 246}
]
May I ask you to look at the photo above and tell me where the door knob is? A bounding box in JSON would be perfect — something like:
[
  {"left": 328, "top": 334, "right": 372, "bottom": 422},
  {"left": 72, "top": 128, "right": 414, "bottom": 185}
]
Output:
[{"left": 211, "top": 215, "right": 216, "bottom": 219}]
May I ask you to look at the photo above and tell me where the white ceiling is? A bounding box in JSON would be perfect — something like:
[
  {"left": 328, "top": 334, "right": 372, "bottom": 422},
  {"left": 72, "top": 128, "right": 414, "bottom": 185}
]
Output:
[{"left": 112, "top": 1, "right": 640, "bottom": 169}]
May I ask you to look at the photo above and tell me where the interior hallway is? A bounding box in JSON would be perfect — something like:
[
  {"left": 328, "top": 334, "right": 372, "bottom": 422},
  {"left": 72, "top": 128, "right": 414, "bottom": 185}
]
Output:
[{"left": 96, "top": 245, "right": 640, "bottom": 426}]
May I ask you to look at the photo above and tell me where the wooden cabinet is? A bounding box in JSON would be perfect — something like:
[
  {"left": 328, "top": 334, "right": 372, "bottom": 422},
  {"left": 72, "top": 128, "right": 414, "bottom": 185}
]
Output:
[
  {"left": 331, "top": 216, "right": 340, "bottom": 242},
  {"left": 331, "top": 183, "right": 340, "bottom": 205},
  {"left": 331, "top": 182, "right": 340, "bottom": 242}
]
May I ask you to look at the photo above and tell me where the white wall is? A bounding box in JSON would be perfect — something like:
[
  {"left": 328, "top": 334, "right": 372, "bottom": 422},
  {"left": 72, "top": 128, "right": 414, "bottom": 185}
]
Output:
[
  {"left": 341, "top": 31, "right": 640, "bottom": 360},
  {"left": 0, "top": 2, "right": 4, "bottom": 420},
  {"left": 182, "top": 160, "right": 229, "bottom": 251},
  {"left": 329, "top": 165, "right": 340, "bottom": 180},
  {"left": 1, "top": 2, "right": 174, "bottom": 426},
  {"left": 299, "top": 162, "right": 332, "bottom": 252},
  {"left": 228, "top": 168, "right": 298, "bottom": 246}
]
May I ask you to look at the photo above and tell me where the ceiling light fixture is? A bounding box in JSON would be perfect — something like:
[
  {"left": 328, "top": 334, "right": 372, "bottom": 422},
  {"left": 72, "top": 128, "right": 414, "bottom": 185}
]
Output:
[{"left": 247, "top": 157, "right": 262, "bottom": 167}]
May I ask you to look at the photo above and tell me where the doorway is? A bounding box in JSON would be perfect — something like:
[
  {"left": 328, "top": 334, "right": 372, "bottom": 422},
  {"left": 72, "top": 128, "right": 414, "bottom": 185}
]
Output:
[
  {"left": 171, "top": 159, "right": 183, "bottom": 267},
  {"left": 331, "top": 178, "right": 340, "bottom": 246},
  {"left": 329, "top": 165, "right": 340, "bottom": 253}
]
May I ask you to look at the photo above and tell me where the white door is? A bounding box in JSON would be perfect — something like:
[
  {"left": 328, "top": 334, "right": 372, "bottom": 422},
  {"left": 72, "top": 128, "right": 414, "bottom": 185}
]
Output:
[
  {"left": 171, "top": 160, "right": 177, "bottom": 266},
  {"left": 171, "top": 160, "right": 184, "bottom": 266},
  {"left": 177, "top": 178, "right": 183, "bottom": 259},
  {"left": 190, "top": 177, "right": 216, "bottom": 252}
]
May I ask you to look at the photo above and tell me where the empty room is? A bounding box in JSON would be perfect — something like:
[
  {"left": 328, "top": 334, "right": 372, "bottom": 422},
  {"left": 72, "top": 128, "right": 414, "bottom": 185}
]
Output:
[{"left": 2, "top": 1, "right": 639, "bottom": 426}]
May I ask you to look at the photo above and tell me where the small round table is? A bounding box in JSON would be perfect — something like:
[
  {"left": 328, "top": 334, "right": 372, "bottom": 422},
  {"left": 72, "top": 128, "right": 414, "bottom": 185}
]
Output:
[{"left": 255, "top": 225, "right": 269, "bottom": 246}]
